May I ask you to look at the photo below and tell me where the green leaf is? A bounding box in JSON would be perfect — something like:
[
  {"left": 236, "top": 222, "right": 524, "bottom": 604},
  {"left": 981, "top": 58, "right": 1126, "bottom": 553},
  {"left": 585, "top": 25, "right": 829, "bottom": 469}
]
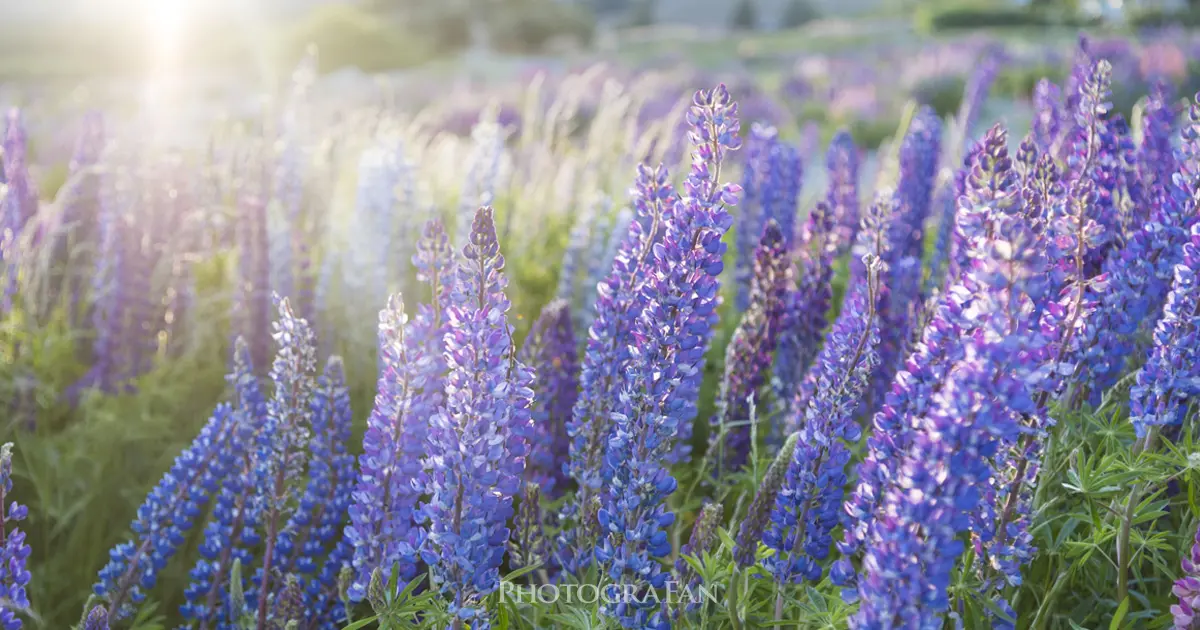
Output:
[
  {"left": 340, "top": 615, "right": 380, "bottom": 630},
  {"left": 1109, "top": 596, "right": 1130, "bottom": 630}
]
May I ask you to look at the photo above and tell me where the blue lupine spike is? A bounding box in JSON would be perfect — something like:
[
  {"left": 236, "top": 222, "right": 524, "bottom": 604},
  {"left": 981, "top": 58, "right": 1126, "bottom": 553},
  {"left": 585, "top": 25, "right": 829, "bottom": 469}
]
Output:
[
  {"left": 419, "top": 207, "right": 532, "bottom": 625},
  {"left": 1032, "top": 79, "right": 1062, "bottom": 153},
  {"left": 248, "top": 296, "right": 318, "bottom": 627},
  {"left": 825, "top": 130, "right": 861, "bottom": 254},
  {"left": 96, "top": 403, "right": 241, "bottom": 619},
  {"left": 853, "top": 176, "right": 1050, "bottom": 627},
  {"left": 345, "top": 296, "right": 437, "bottom": 601},
  {"left": 277, "top": 356, "right": 355, "bottom": 608},
  {"left": 1, "top": 443, "right": 32, "bottom": 630},
  {"left": 561, "top": 161, "right": 674, "bottom": 573},
  {"left": 457, "top": 114, "right": 507, "bottom": 246},
  {"left": 594, "top": 84, "right": 740, "bottom": 630},
  {"left": 766, "top": 250, "right": 882, "bottom": 587},
  {"left": 182, "top": 339, "right": 268, "bottom": 627},
  {"left": 1130, "top": 224, "right": 1200, "bottom": 437}
]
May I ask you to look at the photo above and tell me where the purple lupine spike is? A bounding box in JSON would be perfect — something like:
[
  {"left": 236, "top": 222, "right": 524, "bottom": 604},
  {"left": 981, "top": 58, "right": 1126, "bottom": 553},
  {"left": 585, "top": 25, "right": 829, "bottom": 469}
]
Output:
[
  {"left": 947, "top": 125, "right": 1018, "bottom": 286},
  {"left": 419, "top": 207, "right": 532, "bottom": 625},
  {"left": 837, "top": 179, "right": 986, "bottom": 585},
  {"left": 2, "top": 109, "right": 37, "bottom": 235},
  {"left": 95, "top": 404, "right": 242, "bottom": 619},
  {"left": 1032, "top": 79, "right": 1062, "bottom": 154},
  {"left": 1038, "top": 60, "right": 1114, "bottom": 402},
  {"left": 0, "top": 444, "right": 31, "bottom": 630},
  {"left": 1130, "top": 224, "right": 1200, "bottom": 437},
  {"left": 736, "top": 124, "right": 777, "bottom": 312},
  {"left": 276, "top": 356, "right": 355, "bottom": 614},
  {"left": 182, "top": 339, "right": 269, "bottom": 627},
  {"left": 765, "top": 250, "right": 882, "bottom": 588},
  {"left": 871, "top": 107, "right": 941, "bottom": 408},
  {"left": 518, "top": 299, "right": 579, "bottom": 496},
  {"left": 236, "top": 180, "right": 274, "bottom": 373},
  {"left": 557, "top": 195, "right": 601, "bottom": 304},
  {"left": 1139, "top": 80, "right": 1178, "bottom": 218},
  {"left": 580, "top": 206, "right": 634, "bottom": 334},
  {"left": 1173, "top": 522, "right": 1200, "bottom": 629},
  {"left": 250, "top": 296, "right": 318, "bottom": 628},
  {"left": 710, "top": 220, "right": 791, "bottom": 476},
  {"left": 736, "top": 129, "right": 802, "bottom": 311},
  {"left": 561, "top": 162, "right": 674, "bottom": 573},
  {"left": 853, "top": 185, "right": 1050, "bottom": 628},
  {"left": 594, "top": 84, "right": 740, "bottom": 630},
  {"left": 956, "top": 51, "right": 1000, "bottom": 139},
  {"left": 825, "top": 130, "right": 861, "bottom": 254},
  {"left": 345, "top": 297, "right": 437, "bottom": 601}
]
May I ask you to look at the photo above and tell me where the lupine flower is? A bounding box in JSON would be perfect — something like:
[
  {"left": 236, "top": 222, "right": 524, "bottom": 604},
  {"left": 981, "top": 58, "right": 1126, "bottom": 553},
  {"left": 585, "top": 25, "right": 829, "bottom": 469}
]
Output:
[
  {"left": 1, "top": 444, "right": 31, "bottom": 630},
  {"left": 2, "top": 109, "right": 37, "bottom": 242},
  {"left": 594, "top": 84, "right": 740, "bottom": 630},
  {"left": 81, "top": 605, "right": 109, "bottom": 630},
  {"left": 518, "top": 299, "right": 579, "bottom": 496},
  {"left": 772, "top": 200, "right": 835, "bottom": 431},
  {"left": 1130, "top": 224, "right": 1200, "bottom": 437},
  {"left": 872, "top": 107, "right": 940, "bottom": 406},
  {"left": 710, "top": 220, "right": 791, "bottom": 476},
  {"left": 557, "top": 196, "right": 600, "bottom": 304},
  {"left": 96, "top": 402, "right": 241, "bottom": 618},
  {"left": 1032, "top": 79, "right": 1063, "bottom": 154},
  {"left": 955, "top": 53, "right": 1000, "bottom": 141},
  {"left": 853, "top": 179, "right": 1050, "bottom": 628},
  {"left": 562, "top": 163, "right": 673, "bottom": 572},
  {"left": 1173, "top": 522, "right": 1200, "bottom": 629},
  {"left": 250, "top": 297, "right": 318, "bottom": 626},
  {"left": 274, "top": 357, "right": 355, "bottom": 620},
  {"left": 736, "top": 126, "right": 802, "bottom": 310},
  {"left": 1039, "top": 60, "right": 1114, "bottom": 401},
  {"left": 736, "top": 124, "right": 774, "bottom": 312},
  {"left": 346, "top": 297, "right": 440, "bottom": 600},
  {"left": 344, "top": 220, "right": 454, "bottom": 602},
  {"left": 734, "top": 432, "right": 798, "bottom": 569},
  {"left": 236, "top": 181, "right": 274, "bottom": 373},
  {"left": 182, "top": 340, "right": 268, "bottom": 627},
  {"left": 825, "top": 130, "right": 861, "bottom": 254},
  {"left": 580, "top": 206, "right": 635, "bottom": 334},
  {"left": 419, "top": 207, "right": 532, "bottom": 625},
  {"left": 764, "top": 250, "right": 882, "bottom": 586}
]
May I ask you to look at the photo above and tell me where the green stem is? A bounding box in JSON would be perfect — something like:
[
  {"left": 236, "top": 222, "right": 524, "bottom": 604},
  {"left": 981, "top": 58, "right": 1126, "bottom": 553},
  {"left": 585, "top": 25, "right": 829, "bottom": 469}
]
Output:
[{"left": 1032, "top": 569, "right": 1070, "bottom": 630}]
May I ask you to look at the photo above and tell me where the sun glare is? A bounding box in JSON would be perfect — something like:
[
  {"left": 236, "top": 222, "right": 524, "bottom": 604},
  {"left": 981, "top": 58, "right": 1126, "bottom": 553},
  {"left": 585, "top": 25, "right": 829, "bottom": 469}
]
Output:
[{"left": 144, "top": 0, "right": 190, "bottom": 63}]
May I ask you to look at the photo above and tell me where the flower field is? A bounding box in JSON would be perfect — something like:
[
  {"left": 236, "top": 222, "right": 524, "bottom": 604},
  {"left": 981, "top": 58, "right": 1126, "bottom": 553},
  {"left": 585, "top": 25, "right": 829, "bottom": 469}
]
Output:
[{"left": 4, "top": 30, "right": 1200, "bottom": 630}]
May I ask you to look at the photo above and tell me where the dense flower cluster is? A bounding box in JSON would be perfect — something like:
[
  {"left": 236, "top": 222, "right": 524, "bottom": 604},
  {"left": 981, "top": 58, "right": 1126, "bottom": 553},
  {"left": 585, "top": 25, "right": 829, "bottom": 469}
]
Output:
[
  {"left": 710, "top": 220, "right": 791, "bottom": 475},
  {"left": 595, "top": 84, "right": 740, "bottom": 630},
  {"left": 0, "top": 444, "right": 31, "bottom": 630},
  {"left": 419, "top": 207, "right": 533, "bottom": 625}
]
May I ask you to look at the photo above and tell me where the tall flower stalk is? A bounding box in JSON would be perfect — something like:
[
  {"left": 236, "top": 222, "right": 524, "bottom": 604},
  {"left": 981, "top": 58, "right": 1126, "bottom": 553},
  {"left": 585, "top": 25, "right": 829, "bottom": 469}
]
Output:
[
  {"left": 594, "top": 84, "right": 741, "bottom": 630},
  {"left": 418, "top": 207, "right": 532, "bottom": 626}
]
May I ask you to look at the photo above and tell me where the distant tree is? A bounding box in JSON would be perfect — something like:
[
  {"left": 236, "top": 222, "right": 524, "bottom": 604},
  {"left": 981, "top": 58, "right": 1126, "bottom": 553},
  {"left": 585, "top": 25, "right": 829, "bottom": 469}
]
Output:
[
  {"left": 629, "top": 0, "right": 655, "bottom": 26},
  {"left": 781, "top": 0, "right": 818, "bottom": 27},
  {"left": 731, "top": 0, "right": 758, "bottom": 30}
]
